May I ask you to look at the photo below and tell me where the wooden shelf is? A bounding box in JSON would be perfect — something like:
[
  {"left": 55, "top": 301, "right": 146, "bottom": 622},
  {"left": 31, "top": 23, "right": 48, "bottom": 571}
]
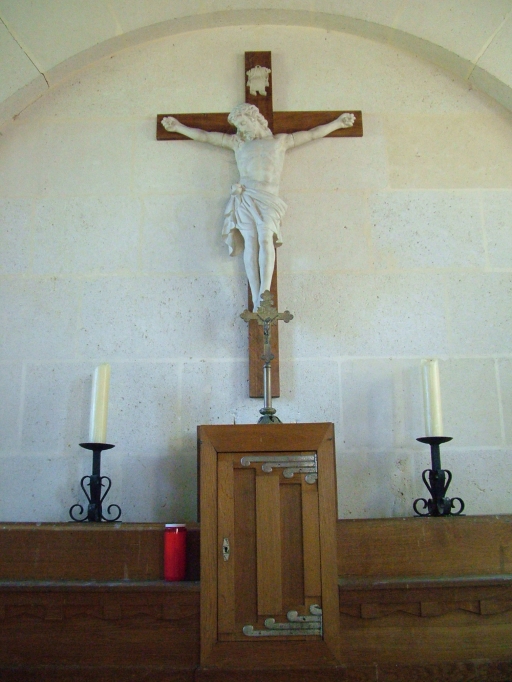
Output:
[{"left": 0, "top": 579, "right": 200, "bottom": 591}]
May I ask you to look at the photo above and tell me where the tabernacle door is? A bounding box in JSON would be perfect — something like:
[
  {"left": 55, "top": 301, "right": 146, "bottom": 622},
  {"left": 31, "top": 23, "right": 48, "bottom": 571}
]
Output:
[{"left": 198, "top": 423, "right": 340, "bottom": 671}]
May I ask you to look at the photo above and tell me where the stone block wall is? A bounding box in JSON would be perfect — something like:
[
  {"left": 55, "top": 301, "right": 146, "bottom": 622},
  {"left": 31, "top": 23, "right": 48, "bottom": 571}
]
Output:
[{"left": 1, "top": 26, "right": 512, "bottom": 521}]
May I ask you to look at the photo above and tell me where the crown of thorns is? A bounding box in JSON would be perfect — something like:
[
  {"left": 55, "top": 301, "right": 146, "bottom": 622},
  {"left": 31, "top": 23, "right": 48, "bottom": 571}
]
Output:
[{"left": 228, "top": 104, "right": 270, "bottom": 132}]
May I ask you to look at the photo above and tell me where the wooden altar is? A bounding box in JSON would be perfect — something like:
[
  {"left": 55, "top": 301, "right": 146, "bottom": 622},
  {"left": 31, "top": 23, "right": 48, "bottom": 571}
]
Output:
[
  {"left": 0, "top": 414, "right": 512, "bottom": 682},
  {"left": 0, "top": 516, "right": 511, "bottom": 680}
]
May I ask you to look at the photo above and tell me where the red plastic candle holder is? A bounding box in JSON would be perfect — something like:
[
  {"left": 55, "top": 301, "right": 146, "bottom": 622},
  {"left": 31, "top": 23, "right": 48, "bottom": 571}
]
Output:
[{"left": 164, "top": 524, "right": 187, "bottom": 580}]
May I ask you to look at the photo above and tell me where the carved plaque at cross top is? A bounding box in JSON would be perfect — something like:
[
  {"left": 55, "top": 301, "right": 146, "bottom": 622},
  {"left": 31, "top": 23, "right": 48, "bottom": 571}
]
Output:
[{"left": 157, "top": 51, "right": 363, "bottom": 398}]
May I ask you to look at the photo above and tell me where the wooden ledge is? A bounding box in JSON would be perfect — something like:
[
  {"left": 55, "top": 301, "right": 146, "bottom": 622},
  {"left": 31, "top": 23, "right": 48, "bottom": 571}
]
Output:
[
  {"left": 338, "top": 573, "right": 512, "bottom": 590},
  {"left": 338, "top": 572, "right": 512, "bottom": 621},
  {"left": 0, "top": 580, "right": 200, "bottom": 592},
  {"left": 0, "top": 522, "right": 200, "bottom": 581},
  {"left": 0, "top": 522, "right": 173, "bottom": 531},
  {"left": 337, "top": 515, "right": 512, "bottom": 579}
]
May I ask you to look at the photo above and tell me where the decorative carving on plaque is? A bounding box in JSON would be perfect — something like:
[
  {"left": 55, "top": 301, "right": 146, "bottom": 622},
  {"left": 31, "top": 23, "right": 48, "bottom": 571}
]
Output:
[{"left": 246, "top": 65, "right": 271, "bottom": 96}]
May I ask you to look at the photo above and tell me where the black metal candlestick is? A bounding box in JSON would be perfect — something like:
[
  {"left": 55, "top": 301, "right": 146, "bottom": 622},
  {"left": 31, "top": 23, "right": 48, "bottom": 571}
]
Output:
[
  {"left": 69, "top": 443, "right": 122, "bottom": 522},
  {"left": 413, "top": 436, "right": 465, "bottom": 517}
]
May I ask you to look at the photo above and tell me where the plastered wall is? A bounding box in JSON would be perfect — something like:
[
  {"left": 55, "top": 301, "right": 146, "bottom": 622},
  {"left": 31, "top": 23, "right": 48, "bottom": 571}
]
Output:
[{"left": 1, "top": 25, "right": 512, "bottom": 522}]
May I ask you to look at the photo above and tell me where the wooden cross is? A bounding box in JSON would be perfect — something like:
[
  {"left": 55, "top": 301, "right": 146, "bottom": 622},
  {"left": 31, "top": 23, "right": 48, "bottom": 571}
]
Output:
[{"left": 157, "top": 51, "right": 363, "bottom": 398}]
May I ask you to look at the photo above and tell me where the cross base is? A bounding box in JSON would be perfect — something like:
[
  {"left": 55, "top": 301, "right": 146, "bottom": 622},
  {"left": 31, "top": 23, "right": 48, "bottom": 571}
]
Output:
[{"left": 258, "top": 407, "right": 282, "bottom": 424}]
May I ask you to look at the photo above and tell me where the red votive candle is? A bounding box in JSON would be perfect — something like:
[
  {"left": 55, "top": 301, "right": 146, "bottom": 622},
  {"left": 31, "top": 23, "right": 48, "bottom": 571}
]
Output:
[{"left": 164, "top": 524, "right": 187, "bottom": 581}]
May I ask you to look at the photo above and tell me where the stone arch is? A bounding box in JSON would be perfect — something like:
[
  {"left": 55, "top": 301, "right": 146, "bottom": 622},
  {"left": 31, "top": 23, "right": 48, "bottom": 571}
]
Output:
[{"left": 1, "top": 6, "right": 512, "bottom": 126}]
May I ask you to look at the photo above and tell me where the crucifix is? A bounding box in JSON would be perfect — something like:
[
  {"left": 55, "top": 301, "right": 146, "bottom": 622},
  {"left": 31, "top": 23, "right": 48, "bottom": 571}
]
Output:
[
  {"left": 240, "top": 290, "right": 293, "bottom": 423},
  {"left": 157, "top": 51, "right": 363, "bottom": 398}
]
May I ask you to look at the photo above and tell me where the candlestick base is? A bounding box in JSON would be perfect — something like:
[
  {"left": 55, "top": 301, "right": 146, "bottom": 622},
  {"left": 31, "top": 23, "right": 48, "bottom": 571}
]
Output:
[
  {"left": 417, "top": 436, "right": 453, "bottom": 446},
  {"left": 69, "top": 443, "right": 122, "bottom": 522},
  {"left": 413, "top": 436, "right": 465, "bottom": 517}
]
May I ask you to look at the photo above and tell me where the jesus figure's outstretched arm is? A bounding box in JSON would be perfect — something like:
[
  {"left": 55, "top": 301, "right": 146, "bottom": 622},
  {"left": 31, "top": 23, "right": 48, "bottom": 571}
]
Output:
[
  {"left": 287, "top": 112, "right": 356, "bottom": 149},
  {"left": 161, "top": 116, "right": 236, "bottom": 149}
]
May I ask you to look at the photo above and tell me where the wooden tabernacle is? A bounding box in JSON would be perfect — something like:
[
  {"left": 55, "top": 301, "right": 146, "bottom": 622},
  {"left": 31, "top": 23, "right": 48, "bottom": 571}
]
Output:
[{"left": 197, "top": 423, "right": 340, "bottom": 675}]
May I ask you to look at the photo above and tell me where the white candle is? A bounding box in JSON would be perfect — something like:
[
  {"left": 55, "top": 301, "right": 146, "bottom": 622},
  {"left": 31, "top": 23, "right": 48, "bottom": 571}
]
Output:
[
  {"left": 421, "top": 359, "right": 444, "bottom": 436},
  {"left": 89, "top": 363, "right": 111, "bottom": 443}
]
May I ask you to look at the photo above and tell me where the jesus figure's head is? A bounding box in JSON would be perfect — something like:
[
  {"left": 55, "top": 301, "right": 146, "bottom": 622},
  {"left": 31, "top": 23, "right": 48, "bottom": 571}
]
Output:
[{"left": 228, "top": 104, "right": 272, "bottom": 141}]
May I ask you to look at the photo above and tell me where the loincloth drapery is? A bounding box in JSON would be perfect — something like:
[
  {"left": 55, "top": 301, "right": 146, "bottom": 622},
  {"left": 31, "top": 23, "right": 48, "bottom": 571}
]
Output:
[{"left": 222, "top": 183, "right": 287, "bottom": 257}]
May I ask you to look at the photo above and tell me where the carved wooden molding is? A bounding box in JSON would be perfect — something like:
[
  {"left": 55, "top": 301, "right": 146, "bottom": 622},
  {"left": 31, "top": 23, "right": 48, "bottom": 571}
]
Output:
[
  {"left": 340, "top": 597, "right": 512, "bottom": 619},
  {"left": 0, "top": 590, "right": 199, "bottom": 623},
  {"left": 338, "top": 573, "right": 512, "bottom": 622}
]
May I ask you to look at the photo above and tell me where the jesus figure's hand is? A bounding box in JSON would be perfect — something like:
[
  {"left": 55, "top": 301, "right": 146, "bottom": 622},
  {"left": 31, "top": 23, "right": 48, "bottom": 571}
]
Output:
[
  {"left": 336, "top": 113, "right": 356, "bottom": 128},
  {"left": 161, "top": 116, "right": 180, "bottom": 132}
]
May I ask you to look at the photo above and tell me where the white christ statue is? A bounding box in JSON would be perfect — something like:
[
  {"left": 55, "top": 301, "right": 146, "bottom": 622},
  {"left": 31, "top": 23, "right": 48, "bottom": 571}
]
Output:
[{"left": 161, "top": 103, "right": 355, "bottom": 311}]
